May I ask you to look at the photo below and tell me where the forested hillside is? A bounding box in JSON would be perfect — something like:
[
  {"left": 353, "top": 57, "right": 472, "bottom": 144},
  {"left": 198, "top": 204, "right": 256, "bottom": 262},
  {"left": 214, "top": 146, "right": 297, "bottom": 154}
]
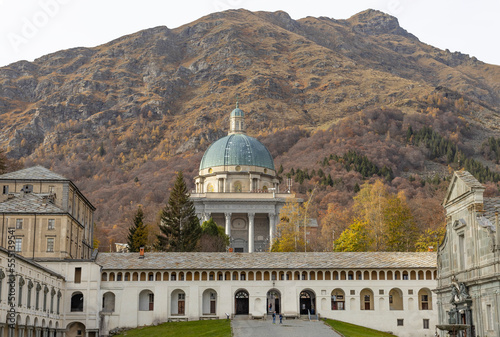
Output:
[{"left": 0, "top": 9, "right": 499, "bottom": 250}]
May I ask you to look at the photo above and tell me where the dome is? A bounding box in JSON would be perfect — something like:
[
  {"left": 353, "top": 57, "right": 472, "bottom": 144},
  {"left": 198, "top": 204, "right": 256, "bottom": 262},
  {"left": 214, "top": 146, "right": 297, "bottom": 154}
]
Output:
[
  {"left": 230, "top": 107, "right": 244, "bottom": 117},
  {"left": 200, "top": 134, "right": 275, "bottom": 171}
]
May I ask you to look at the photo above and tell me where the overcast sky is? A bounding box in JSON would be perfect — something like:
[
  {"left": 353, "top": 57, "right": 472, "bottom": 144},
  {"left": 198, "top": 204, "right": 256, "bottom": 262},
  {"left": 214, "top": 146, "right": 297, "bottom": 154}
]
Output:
[{"left": 1, "top": 0, "right": 499, "bottom": 67}]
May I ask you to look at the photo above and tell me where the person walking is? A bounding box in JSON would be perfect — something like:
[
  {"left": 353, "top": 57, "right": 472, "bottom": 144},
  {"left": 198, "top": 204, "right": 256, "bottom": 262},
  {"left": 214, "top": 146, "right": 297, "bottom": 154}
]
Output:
[
  {"left": 279, "top": 313, "right": 283, "bottom": 324},
  {"left": 272, "top": 311, "right": 276, "bottom": 324}
]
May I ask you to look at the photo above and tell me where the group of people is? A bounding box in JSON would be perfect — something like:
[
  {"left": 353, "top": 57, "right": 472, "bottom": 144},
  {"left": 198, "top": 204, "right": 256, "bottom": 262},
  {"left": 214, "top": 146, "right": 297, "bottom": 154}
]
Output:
[{"left": 272, "top": 311, "right": 283, "bottom": 324}]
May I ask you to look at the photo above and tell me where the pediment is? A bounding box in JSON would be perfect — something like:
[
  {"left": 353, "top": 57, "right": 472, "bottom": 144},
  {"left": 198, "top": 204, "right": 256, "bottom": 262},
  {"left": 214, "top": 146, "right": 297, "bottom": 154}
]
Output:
[{"left": 443, "top": 171, "right": 484, "bottom": 206}]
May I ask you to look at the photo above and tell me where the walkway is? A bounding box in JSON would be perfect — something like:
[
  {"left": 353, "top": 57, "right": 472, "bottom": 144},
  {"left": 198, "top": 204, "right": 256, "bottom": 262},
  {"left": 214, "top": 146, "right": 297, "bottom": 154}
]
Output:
[{"left": 232, "top": 318, "right": 342, "bottom": 337}]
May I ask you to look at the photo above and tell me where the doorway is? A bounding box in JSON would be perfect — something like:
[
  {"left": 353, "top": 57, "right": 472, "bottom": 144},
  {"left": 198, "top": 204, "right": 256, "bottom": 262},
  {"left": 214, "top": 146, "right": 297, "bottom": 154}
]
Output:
[
  {"left": 235, "top": 290, "right": 249, "bottom": 315},
  {"left": 300, "top": 290, "right": 316, "bottom": 315},
  {"left": 266, "top": 289, "right": 281, "bottom": 314}
]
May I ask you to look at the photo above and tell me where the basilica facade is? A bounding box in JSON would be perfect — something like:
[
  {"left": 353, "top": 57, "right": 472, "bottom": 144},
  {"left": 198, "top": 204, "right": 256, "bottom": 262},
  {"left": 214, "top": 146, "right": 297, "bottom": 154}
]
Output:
[
  {"left": 436, "top": 171, "right": 500, "bottom": 337},
  {"left": 191, "top": 103, "right": 297, "bottom": 252}
]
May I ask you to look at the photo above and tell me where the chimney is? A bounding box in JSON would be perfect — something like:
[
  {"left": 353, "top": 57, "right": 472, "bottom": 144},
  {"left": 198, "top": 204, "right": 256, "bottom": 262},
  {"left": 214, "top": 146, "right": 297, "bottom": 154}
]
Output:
[
  {"left": 139, "top": 247, "right": 145, "bottom": 259},
  {"left": 428, "top": 246, "right": 434, "bottom": 252}
]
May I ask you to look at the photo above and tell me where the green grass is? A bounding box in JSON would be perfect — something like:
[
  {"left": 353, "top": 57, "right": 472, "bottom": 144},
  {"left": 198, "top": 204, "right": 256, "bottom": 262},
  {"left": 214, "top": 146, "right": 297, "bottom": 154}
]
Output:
[
  {"left": 114, "top": 319, "right": 231, "bottom": 337},
  {"left": 325, "top": 319, "right": 397, "bottom": 337}
]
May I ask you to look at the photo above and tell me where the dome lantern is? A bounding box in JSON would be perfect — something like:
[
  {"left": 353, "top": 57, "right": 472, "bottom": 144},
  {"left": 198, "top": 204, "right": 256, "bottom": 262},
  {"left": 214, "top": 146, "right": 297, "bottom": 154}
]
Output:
[{"left": 229, "top": 101, "right": 245, "bottom": 135}]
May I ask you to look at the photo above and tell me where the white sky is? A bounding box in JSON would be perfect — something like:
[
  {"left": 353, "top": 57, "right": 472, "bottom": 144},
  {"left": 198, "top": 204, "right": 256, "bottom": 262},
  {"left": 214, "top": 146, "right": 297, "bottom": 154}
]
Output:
[{"left": 0, "top": 0, "right": 499, "bottom": 67}]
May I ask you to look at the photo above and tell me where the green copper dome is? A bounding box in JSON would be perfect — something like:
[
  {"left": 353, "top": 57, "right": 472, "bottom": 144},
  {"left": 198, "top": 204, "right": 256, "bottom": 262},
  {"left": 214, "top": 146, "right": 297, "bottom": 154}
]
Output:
[
  {"left": 230, "top": 107, "right": 244, "bottom": 117},
  {"left": 200, "top": 134, "right": 275, "bottom": 171}
]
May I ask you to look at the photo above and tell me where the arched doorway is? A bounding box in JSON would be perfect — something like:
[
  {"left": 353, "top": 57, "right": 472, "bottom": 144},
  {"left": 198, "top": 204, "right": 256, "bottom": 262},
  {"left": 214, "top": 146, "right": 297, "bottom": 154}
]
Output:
[
  {"left": 170, "top": 289, "right": 186, "bottom": 315},
  {"left": 235, "top": 290, "right": 249, "bottom": 315},
  {"left": 202, "top": 289, "right": 217, "bottom": 315},
  {"left": 300, "top": 290, "right": 316, "bottom": 315},
  {"left": 66, "top": 322, "right": 85, "bottom": 337},
  {"left": 266, "top": 289, "right": 281, "bottom": 314}
]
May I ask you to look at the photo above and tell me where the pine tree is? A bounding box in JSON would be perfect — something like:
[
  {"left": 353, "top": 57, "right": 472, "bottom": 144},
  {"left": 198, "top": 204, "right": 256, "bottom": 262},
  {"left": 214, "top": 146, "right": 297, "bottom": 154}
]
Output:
[
  {"left": 127, "top": 207, "right": 149, "bottom": 252},
  {"left": 0, "top": 149, "right": 6, "bottom": 174},
  {"left": 156, "top": 171, "right": 201, "bottom": 252}
]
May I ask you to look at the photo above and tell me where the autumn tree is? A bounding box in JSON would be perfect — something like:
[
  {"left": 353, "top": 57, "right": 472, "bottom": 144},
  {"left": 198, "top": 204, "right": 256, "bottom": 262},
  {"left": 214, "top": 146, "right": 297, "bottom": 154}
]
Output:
[
  {"left": 198, "top": 218, "right": 229, "bottom": 252},
  {"left": 127, "top": 206, "right": 149, "bottom": 252},
  {"left": 272, "top": 199, "right": 307, "bottom": 252},
  {"left": 353, "top": 179, "right": 389, "bottom": 250},
  {"left": 156, "top": 171, "right": 201, "bottom": 252},
  {"left": 384, "top": 192, "right": 419, "bottom": 251},
  {"left": 334, "top": 219, "right": 372, "bottom": 252},
  {"left": 415, "top": 226, "right": 446, "bottom": 252}
]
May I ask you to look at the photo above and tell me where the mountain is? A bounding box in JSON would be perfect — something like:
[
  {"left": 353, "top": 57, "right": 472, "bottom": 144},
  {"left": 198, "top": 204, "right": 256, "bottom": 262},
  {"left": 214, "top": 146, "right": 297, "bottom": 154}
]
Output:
[{"left": 1, "top": 9, "right": 499, "bottom": 248}]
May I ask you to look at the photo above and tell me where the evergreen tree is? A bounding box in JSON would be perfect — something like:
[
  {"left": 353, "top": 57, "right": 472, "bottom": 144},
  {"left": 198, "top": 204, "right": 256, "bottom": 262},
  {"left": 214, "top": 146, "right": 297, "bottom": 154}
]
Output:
[
  {"left": 0, "top": 149, "right": 6, "bottom": 174},
  {"left": 127, "top": 207, "right": 149, "bottom": 252},
  {"left": 156, "top": 171, "right": 201, "bottom": 252}
]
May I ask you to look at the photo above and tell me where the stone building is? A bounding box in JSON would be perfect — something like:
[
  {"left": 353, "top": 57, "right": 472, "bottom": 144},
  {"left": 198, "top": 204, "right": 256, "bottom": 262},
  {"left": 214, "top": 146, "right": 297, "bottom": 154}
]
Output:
[
  {"left": 436, "top": 171, "right": 500, "bottom": 337},
  {"left": 191, "top": 103, "right": 298, "bottom": 252},
  {"left": 0, "top": 166, "right": 95, "bottom": 260}
]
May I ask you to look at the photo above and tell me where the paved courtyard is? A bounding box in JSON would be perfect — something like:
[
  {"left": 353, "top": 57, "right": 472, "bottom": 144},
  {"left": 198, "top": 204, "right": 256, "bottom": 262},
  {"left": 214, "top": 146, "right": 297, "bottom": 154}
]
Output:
[{"left": 232, "top": 318, "right": 342, "bottom": 337}]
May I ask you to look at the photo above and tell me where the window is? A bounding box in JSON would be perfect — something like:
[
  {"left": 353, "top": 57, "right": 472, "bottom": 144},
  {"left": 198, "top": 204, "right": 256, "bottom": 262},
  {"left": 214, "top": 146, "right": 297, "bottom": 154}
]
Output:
[
  {"left": 240, "top": 273, "right": 246, "bottom": 281},
  {"left": 408, "top": 289, "right": 414, "bottom": 295},
  {"left": 48, "top": 219, "right": 55, "bottom": 230},
  {"left": 15, "top": 238, "right": 22, "bottom": 252},
  {"left": 47, "top": 238, "right": 54, "bottom": 252},
  {"left": 486, "top": 304, "right": 493, "bottom": 330},
  {"left": 16, "top": 219, "right": 23, "bottom": 229},
  {"left": 379, "top": 289, "right": 384, "bottom": 295},
  {"left": 3, "top": 185, "right": 8, "bottom": 194},
  {"left": 178, "top": 293, "right": 185, "bottom": 300},
  {"left": 423, "top": 319, "right": 429, "bottom": 329},
  {"left": 350, "top": 290, "right": 355, "bottom": 295},
  {"left": 22, "top": 184, "right": 33, "bottom": 193},
  {"left": 71, "top": 292, "right": 84, "bottom": 312},
  {"left": 49, "top": 186, "right": 55, "bottom": 194},
  {"left": 74, "top": 267, "right": 82, "bottom": 284},
  {"left": 57, "top": 291, "right": 61, "bottom": 314},
  {"left": 35, "top": 284, "right": 41, "bottom": 310},
  {"left": 27, "top": 281, "right": 33, "bottom": 308},
  {"left": 397, "top": 319, "right": 404, "bottom": 326},
  {"left": 171, "top": 274, "right": 176, "bottom": 281},
  {"left": 18, "top": 278, "right": 23, "bottom": 307},
  {"left": 459, "top": 233, "right": 465, "bottom": 269}
]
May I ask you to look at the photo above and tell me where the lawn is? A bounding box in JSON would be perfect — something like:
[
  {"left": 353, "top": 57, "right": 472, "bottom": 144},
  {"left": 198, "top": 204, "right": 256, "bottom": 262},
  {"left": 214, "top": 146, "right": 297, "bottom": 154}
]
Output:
[
  {"left": 325, "top": 319, "right": 397, "bottom": 337},
  {"left": 114, "top": 319, "right": 231, "bottom": 337}
]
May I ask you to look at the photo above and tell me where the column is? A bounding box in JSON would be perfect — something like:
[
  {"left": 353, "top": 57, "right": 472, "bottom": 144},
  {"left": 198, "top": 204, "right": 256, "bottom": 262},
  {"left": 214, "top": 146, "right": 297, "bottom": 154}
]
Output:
[
  {"left": 248, "top": 213, "right": 255, "bottom": 253},
  {"left": 268, "top": 213, "right": 276, "bottom": 249},
  {"left": 225, "top": 213, "right": 232, "bottom": 237}
]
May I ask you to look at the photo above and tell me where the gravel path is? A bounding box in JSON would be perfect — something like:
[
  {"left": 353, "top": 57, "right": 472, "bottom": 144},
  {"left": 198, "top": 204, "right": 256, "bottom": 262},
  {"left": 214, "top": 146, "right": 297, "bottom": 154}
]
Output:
[{"left": 232, "top": 318, "right": 342, "bottom": 337}]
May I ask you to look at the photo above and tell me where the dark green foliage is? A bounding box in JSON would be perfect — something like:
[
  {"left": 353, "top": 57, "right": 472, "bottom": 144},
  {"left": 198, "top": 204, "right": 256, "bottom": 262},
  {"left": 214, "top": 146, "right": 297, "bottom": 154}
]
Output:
[
  {"left": 481, "top": 137, "right": 500, "bottom": 164},
  {"left": 98, "top": 142, "right": 106, "bottom": 156},
  {"left": 199, "top": 218, "right": 230, "bottom": 252},
  {"left": 328, "top": 150, "right": 394, "bottom": 181},
  {"left": 156, "top": 171, "right": 201, "bottom": 252},
  {"left": 0, "top": 149, "right": 6, "bottom": 174},
  {"left": 278, "top": 164, "right": 284, "bottom": 175},
  {"left": 408, "top": 126, "right": 500, "bottom": 183},
  {"left": 354, "top": 183, "right": 360, "bottom": 193},
  {"left": 127, "top": 207, "right": 149, "bottom": 252}
]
